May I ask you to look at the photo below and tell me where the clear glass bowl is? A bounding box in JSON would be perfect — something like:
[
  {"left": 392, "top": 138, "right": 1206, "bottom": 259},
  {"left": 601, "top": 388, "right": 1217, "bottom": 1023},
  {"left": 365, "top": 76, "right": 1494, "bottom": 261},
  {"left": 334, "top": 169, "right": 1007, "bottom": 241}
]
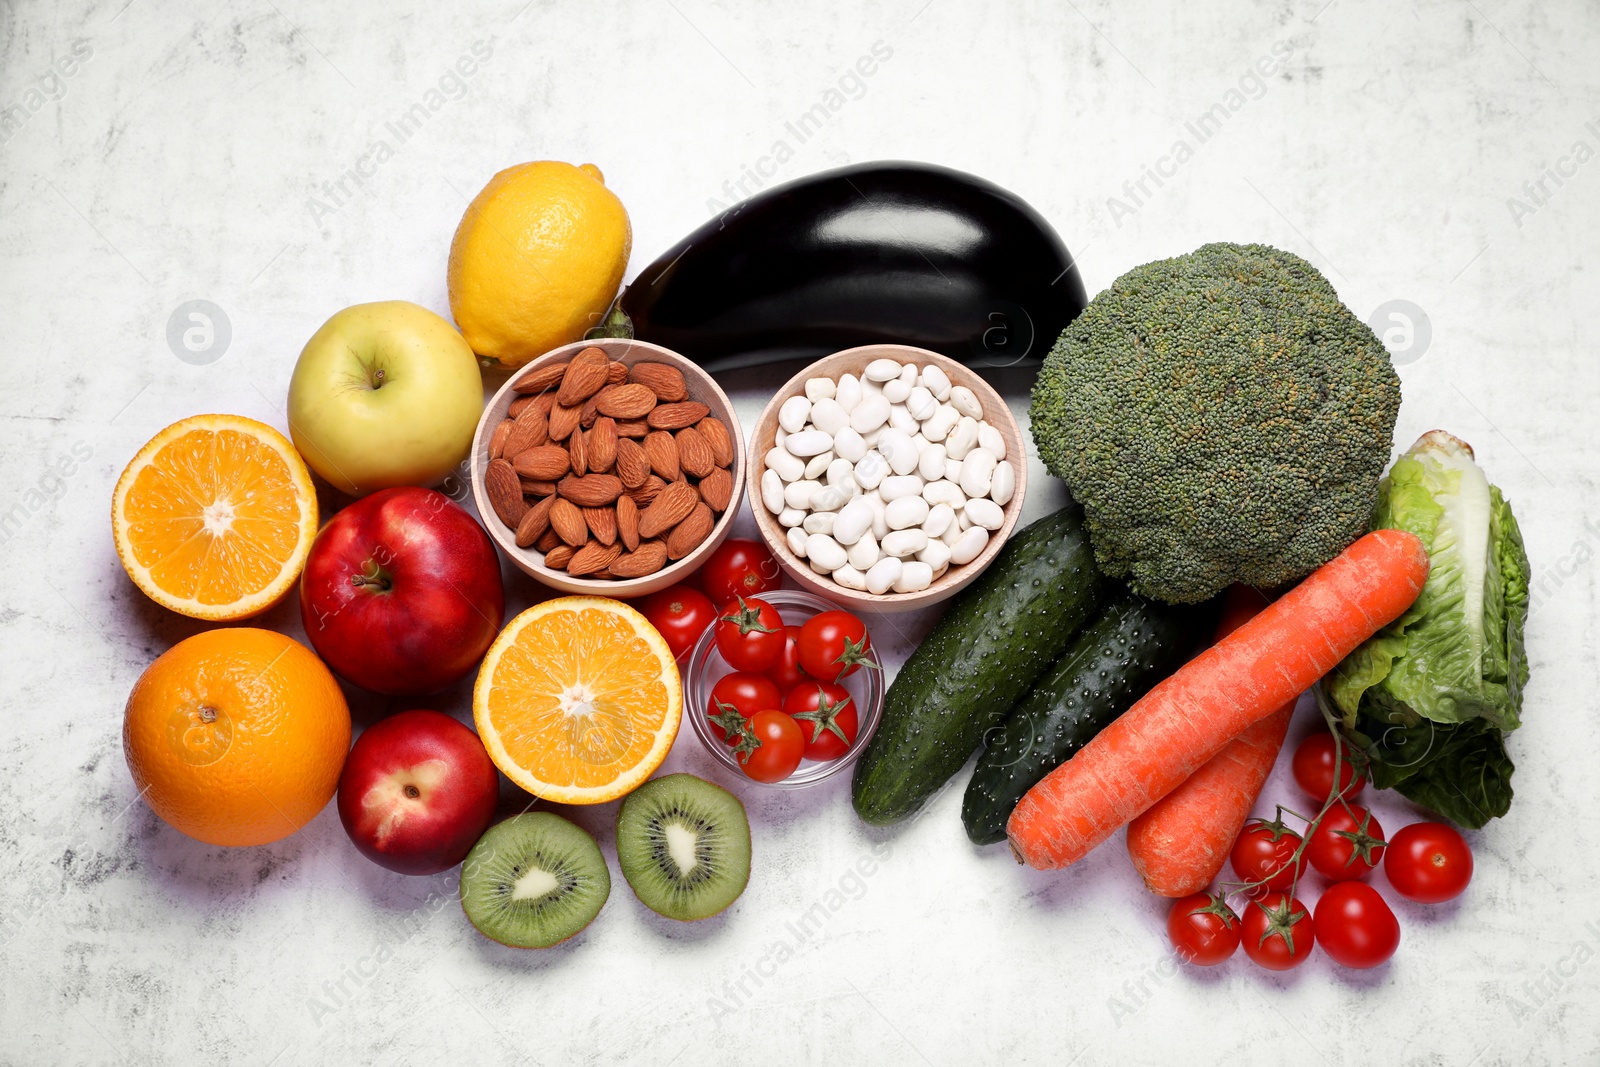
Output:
[{"left": 683, "top": 588, "right": 885, "bottom": 790}]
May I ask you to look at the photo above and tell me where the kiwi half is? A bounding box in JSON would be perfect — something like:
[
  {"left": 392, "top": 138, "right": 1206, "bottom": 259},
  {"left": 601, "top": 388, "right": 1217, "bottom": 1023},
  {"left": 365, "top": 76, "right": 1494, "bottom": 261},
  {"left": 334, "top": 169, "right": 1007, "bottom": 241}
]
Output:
[
  {"left": 459, "top": 812, "right": 610, "bottom": 948},
  {"left": 615, "top": 773, "right": 751, "bottom": 921}
]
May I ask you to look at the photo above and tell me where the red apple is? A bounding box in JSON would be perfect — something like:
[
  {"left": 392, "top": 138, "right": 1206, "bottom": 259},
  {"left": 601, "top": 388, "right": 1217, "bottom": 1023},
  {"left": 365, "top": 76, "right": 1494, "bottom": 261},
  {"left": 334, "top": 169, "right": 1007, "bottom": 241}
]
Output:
[
  {"left": 338, "top": 709, "right": 500, "bottom": 875},
  {"left": 301, "top": 486, "right": 504, "bottom": 695}
]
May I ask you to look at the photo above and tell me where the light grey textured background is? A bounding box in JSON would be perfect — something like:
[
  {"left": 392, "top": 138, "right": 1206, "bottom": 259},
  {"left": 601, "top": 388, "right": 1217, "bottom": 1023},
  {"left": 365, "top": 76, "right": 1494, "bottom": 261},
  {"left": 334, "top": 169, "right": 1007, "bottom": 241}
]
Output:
[{"left": 2, "top": 1, "right": 1597, "bottom": 1064}]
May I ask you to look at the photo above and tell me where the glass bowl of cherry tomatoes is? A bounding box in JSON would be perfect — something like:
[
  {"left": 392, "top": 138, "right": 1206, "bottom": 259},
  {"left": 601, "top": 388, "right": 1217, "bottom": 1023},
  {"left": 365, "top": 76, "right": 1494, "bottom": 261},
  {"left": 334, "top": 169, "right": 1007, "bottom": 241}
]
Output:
[{"left": 684, "top": 589, "right": 885, "bottom": 789}]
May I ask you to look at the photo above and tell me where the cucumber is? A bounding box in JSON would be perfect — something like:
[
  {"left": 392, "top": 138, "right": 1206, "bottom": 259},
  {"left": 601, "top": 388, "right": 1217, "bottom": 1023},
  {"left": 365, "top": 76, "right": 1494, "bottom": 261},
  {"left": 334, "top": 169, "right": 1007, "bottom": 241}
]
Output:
[
  {"left": 960, "top": 592, "right": 1210, "bottom": 845},
  {"left": 851, "top": 505, "right": 1109, "bottom": 826}
]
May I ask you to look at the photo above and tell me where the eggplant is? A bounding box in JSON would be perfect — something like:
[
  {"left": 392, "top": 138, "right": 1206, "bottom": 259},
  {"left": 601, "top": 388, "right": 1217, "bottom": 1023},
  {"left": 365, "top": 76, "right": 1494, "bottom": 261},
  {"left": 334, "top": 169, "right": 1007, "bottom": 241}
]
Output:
[{"left": 601, "top": 161, "right": 1087, "bottom": 373}]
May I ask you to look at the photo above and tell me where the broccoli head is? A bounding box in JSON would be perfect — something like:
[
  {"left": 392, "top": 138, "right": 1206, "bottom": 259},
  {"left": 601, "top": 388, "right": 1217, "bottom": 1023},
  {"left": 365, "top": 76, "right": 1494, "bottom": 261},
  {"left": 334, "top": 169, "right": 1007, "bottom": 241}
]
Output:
[{"left": 1029, "top": 242, "right": 1401, "bottom": 603}]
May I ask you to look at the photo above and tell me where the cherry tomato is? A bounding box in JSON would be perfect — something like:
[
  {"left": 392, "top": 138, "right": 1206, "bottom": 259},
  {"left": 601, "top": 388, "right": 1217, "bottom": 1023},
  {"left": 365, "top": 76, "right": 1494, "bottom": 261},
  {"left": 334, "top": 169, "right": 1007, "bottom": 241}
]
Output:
[
  {"left": 1384, "top": 822, "right": 1473, "bottom": 903},
  {"left": 764, "top": 626, "right": 808, "bottom": 696},
  {"left": 701, "top": 539, "right": 782, "bottom": 608},
  {"left": 713, "top": 597, "right": 786, "bottom": 672},
  {"left": 1229, "top": 817, "right": 1303, "bottom": 897},
  {"left": 736, "top": 709, "right": 804, "bottom": 783},
  {"left": 1307, "top": 805, "right": 1385, "bottom": 881},
  {"left": 1314, "top": 881, "right": 1400, "bottom": 968},
  {"left": 706, "top": 673, "right": 782, "bottom": 743},
  {"left": 782, "top": 682, "right": 859, "bottom": 761},
  {"left": 1241, "top": 891, "right": 1315, "bottom": 971},
  {"left": 1167, "top": 892, "right": 1240, "bottom": 966},
  {"left": 638, "top": 584, "right": 716, "bottom": 661},
  {"left": 1292, "top": 732, "right": 1366, "bottom": 801},
  {"left": 797, "top": 610, "right": 877, "bottom": 682}
]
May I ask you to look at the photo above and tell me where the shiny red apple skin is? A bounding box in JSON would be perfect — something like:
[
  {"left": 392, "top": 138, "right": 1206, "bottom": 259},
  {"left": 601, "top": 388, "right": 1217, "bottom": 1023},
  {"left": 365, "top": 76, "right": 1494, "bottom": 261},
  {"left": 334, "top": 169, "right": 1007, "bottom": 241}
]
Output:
[
  {"left": 337, "top": 709, "right": 500, "bottom": 875},
  {"left": 300, "top": 486, "right": 505, "bottom": 695}
]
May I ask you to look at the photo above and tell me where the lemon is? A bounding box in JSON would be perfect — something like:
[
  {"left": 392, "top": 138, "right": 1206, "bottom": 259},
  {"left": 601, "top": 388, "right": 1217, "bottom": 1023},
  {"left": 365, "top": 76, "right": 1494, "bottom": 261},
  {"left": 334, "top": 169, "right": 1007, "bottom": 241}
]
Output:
[{"left": 447, "top": 161, "right": 631, "bottom": 370}]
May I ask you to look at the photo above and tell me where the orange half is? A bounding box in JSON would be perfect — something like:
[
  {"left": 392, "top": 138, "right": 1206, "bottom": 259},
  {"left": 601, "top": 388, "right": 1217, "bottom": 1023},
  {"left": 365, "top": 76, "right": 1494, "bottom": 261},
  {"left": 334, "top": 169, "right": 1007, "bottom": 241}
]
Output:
[
  {"left": 112, "top": 414, "right": 318, "bottom": 621},
  {"left": 474, "top": 597, "right": 681, "bottom": 804}
]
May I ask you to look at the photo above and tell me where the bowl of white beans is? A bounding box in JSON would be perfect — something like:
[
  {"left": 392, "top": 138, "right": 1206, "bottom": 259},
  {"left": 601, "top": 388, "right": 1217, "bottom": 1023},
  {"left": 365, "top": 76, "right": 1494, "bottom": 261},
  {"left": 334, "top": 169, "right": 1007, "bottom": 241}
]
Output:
[{"left": 747, "top": 344, "right": 1027, "bottom": 611}]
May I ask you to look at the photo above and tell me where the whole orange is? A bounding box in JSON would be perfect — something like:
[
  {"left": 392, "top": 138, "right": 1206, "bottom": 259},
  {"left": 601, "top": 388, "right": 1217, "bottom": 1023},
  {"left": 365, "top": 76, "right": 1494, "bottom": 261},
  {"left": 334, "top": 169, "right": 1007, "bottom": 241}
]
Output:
[{"left": 123, "top": 628, "right": 351, "bottom": 847}]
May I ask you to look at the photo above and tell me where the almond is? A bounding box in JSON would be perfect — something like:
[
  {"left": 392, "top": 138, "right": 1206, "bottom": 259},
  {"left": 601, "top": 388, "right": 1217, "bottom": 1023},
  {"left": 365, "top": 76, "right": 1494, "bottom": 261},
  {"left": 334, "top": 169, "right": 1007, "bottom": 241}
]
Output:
[
  {"left": 507, "top": 395, "right": 536, "bottom": 419},
  {"left": 558, "top": 474, "right": 624, "bottom": 507},
  {"left": 551, "top": 498, "right": 589, "bottom": 547},
  {"left": 675, "top": 425, "right": 716, "bottom": 479},
  {"left": 566, "top": 540, "right": 622, "bottom": 577},
  {"left": 503, "top": 404, "right": 550, "bottom": 457},
  {"left": 593, "top": 383, "right": 657, "bottom": 420},
  {"left": 614, "top": 437, "right": 650, "bottom": 489},
  {"left": 489, "top": 418, "right": 513, "bottom": 460},
  {"left": 484, "top": 459, "right": 527, "bottom": 528},
  {"left": 610, "top": 540, "right": 668, "bottom": 578},
  {"left": 647, "top": 401, "right": 710, "bottom": 431},
  {"left": 513, "top": 362, "right": 569, "bottom": 395},
  {"left": 627, "top": 475, "right": 667, "bottom": 507},
  {"left": 643, "top": 431, "right": 680, "bottom": 482},
  {"left": 615, "top": 418, "right": 650, "bottom": 438},
  {"left": 582, "top": 505, "right": 617, "bottom": 546},
  {"left": 535, "top": 527, "right": 562, "bottom": 553},
  {"left": 698, "top": 466, "right": 734, "bottom": 512},
  {"left": 616, "top": 494, "right": 640, "bottom": 551},
  {"left": 606, "top": 361, "right": 629, "bottom": 385},
  {"left": 520, "top": 478, "right": 558, "bottom": 497},
  {"left": 515, "top": 496, "right": 555, "bottom": 547},
  {"left": 568, "top": 427, "right": 589, "bottom": 477},
  {"left": 580, "top": 389, "right": 605, "bottom": 429},
  {"left": 628, "top": 362, "right": 688, "bottom": 403},
  {"left": 637, "top": 480, "right": 699, "bottom": 539},
  {"left": 588, "top": 417, "right": 617, "bottom": 473},
  {"left": 556, "top": 347, "right": 610, "bottom": 407},
  {"left": 698, "top": 416, "right": 734, "bottom": 467},
  {"left": 544, "top": 543, "right": 577, "bottom": 570},
  {"left": 512, "top": 445, "right": 570, "bottom": 481},
  {"left": 666, "top": 502, "right": 715, "bottom": 560},
  {"left": 548, "top": 402, "right": 581, "bottom": 442},
  {"left": 532, "top": 393, "right": 557, "bottom": 416}
]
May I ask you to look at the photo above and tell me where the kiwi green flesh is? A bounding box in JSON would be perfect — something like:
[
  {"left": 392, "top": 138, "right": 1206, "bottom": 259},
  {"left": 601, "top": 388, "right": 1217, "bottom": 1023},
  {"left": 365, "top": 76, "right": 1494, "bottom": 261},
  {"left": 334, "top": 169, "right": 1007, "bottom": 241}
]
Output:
[
  {"left": 616, "top": 774, "right": 751, "bottom": 921},
  {"left": 460, "top": 812, "right": 610, "bottom": 949}
]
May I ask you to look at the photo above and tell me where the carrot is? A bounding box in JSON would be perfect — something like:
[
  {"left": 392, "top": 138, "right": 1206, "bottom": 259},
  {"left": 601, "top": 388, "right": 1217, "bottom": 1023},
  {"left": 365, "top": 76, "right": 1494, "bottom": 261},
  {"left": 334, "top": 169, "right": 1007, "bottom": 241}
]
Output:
[
  {"left": 1006, "top": 529, "right": 1429, "bottom": 871},
  {"left": 1125, "top": 586, "right": 1292, "bottom": 896}
]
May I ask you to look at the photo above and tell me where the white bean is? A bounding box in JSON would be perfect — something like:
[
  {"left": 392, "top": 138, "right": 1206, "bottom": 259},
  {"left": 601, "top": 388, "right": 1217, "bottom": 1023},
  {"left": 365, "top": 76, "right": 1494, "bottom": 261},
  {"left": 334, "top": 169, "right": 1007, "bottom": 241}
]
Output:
[
  {"left": 787, "top": 526, "right": 808, "bottom": 557},
  {"left": 959, "top": 447, "right": 997, "bottom": 499},
  {"left": 847, "top": 531, "right": 880, "bottom": 570},
  {"left": 877, "top": 429, "right": 920, "bottom": 476},
  {"left": 922, "top": 404, "right": 960, "bottom": 442},
  {"left": 882, "top": 529, "right": 928, "bottom": 558},
  {"left": 765, "top": 447, "right": 805, "bottom": 483},
  {"left": 949, "top": 526, "right": 989, "bottom": 565},
  {"left": 778, "top": 395, "right": 811, "bottom": 433},
  {"left": 850, "top": 395, "right": 891, "bottom": 434},
  {"left": 784, "top": 430, "right": 834, "bottom": 458},
  {"left": 784, "top": 479, "right": 822, "bottom": 510},
  {"left": 803, "top": 511, "right": 836, "bottom": 536},
  {"left": 978, "top": 422, "right": 1006, "bottom": 460},
  {"left": 804, "top": 450, "right": 833, "bottom": 480},
  {"left": 810, "top": 558, "right": 834, "bottom": 576},
  {"left": 917, "top": 443, "right": 947, "bottom": 482},
  {"left": 944, "top": 417, "right": 979, "bottom": 461},
  {"left": 865, "top": 357, "right": 903, "bottom": 382},
  {"left": 920, "top": 364, "right": 951, "bottom": 400},
  {"left": 832, "top": 564, "right": 867, "bottom": 591},
  {"left": 944, "top": 458, "right": 964, "bottom": 483},
  {"left": 860, "top": 375, "right": 883, "bottom": 399},
  {"left": 880, "top": 474, "right": 925, "bottom": 501},
  {"left": 860, "top": 427, "right": 882, "bottom": 449},
  {"left": 898, "top": 362, "right": 919, "bottom": 385},
  {"left": 869, "top": 495, "right": 889, "bottom": 540},
  {"left": 779, "top": 506, "right": 807, "bottom": 529},
  {"left": 834, "top": 427, "right": 867, "bottom": 463},
  {"left": 835, "top": 373, "right": 863, "bottom": 413},
  {"left": 804, "top": 376, "right": 836, "bottom": 401},
  {"left": 917, "top": 537, "right": 951, "bottom": 571},
  {"left": 965, "top": 497, "right": 1005, "bottom": 531},
  {"left": 809, "top": 481, "right": 857, "bottom": 512},
  {"left": 893, "top": 561, "right": 934, "bottom": 593},
  {"left": 775, "top": 426, "right": 787, "bottom": 448},
  {"left": 887, "top": 404, "right": 919, "bottom": 434},
  {"left": 865, "top": 557, "right": 902, "bottom": 595},
  {"left": 941, "top": 521, "right": 965, "bottom": 547},
  {"left": 760, "top": 469, "right": 785, "bottom": 513},
  {"left": 885, "top": 495, "right": 929, "bottom": 530},
  {"left": 853, "top": 450, "right": 889, "bottom": 490},
  {"left": 923, "top": 479, "right": 966, "bottom": 509},
  {"left": 950, "top": 385, "right": 983, "bottom": 420},
  {"left": 990, "top": 461, "right": 1015, "bottom": 506},
  {"left": 922, "top": 502, "right": 955, "bottom": 539},
  {"left": 826, "top": 458, "right": 855, "bottom": 486},
  {"left": 805, "top": 534, "right": 848, "bottom": 571},
  {"left": 882, "top": 378, "right": 912, "bottom": 403},
  {"left": 809, "top": 397, "right": 850, "bottom": 437},
  {"left": 833, "top": 498, "right": 874, "bottom": 546},
  {"left": 905, "top": 385, "right": 938, "bottom": 421}
]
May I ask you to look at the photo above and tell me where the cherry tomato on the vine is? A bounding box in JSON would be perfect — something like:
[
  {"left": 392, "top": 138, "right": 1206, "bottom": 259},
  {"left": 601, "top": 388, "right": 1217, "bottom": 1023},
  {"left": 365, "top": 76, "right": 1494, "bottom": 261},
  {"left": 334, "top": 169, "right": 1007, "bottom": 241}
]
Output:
[
  {"left": 638, "top": 584, "right": 716, "bottom": 661},
  {"left": 1307, "top": 805, "right": 1385, "bottom": 881},
  {"left": 736, "top": 709, "right": 804, "bottom": 783},
  {"left": 782, "top": 682, "right": 859, "bottom": 761},
  {"left": 1167, "top": 892, "right": 1241, "bottom": 966},
  {"left": 714, "top": 597, "right": 786, "bottom": 672},
  {"left": 706, "top": 672, "right": 782, "bottom": 743},
  {"left": 1241, "top": 891, "right": 1315, "bottom": 971},
  {"left": 700, "top": 539, "right": 782, "bottom": 608},
  {"left": 797, "top": 610, "right": 877, "bottom": 682},
  {"left": 764, "top": 625, "right": 809, "bottom": 696},
  {"left": 1292, "top": 732, "right": 1366, "bottom": 802},
  {"left": 1384, "top": 822, "right": 1473, "bottom": 903},
  {"left": 1314, "top": 881, "right": 1400, "bottom": 968},
  {"left": 1229, "top": 817, "right": 1303, "bottom": 897}
]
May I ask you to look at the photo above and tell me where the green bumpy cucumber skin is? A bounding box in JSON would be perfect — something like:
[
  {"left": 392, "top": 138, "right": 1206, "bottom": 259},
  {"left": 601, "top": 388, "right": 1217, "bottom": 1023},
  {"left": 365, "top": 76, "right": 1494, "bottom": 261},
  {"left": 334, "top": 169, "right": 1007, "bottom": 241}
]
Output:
[
  {"left": 960, "top": 592, "right": 1210, "bottom": 845},
  {"left": 850, "top": 505, "right": 1110, "bottom": 826}
]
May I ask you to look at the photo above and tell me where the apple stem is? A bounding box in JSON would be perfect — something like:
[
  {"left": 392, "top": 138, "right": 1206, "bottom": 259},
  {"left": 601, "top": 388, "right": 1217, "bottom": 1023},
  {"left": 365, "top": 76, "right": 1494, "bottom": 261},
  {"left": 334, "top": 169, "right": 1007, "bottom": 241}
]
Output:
[
  {"left": 403, "top": 785, "right": 421, "bottom": 799},
  {"left": 350, "top": 560, "right": 392, "bottom": 592},
  {"left": 370, "top": 367, "right": 386, "bottom": 389}
]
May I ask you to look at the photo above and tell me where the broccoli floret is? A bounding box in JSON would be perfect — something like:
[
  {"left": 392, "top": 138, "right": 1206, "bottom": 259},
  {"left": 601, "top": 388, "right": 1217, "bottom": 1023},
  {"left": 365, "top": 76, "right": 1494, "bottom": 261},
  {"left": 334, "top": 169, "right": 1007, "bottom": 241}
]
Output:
[{"left": 1029, "top": 242, "right": 1401, "bottom": 604}]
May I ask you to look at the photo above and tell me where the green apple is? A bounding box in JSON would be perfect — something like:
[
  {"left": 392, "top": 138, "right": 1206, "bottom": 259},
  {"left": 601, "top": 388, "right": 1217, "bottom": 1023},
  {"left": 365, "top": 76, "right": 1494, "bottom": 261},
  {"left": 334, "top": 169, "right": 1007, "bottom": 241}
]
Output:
[{"left": 288, "top": 301, "right": 483, "bottom": 496}]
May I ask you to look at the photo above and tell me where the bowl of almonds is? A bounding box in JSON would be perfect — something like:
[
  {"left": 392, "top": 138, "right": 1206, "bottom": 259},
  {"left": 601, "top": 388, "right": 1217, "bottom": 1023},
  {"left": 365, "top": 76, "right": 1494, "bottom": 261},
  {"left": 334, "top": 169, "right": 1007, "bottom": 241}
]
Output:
[{"left": 470, "top": 338, "right": 746, "bottom": 597}]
